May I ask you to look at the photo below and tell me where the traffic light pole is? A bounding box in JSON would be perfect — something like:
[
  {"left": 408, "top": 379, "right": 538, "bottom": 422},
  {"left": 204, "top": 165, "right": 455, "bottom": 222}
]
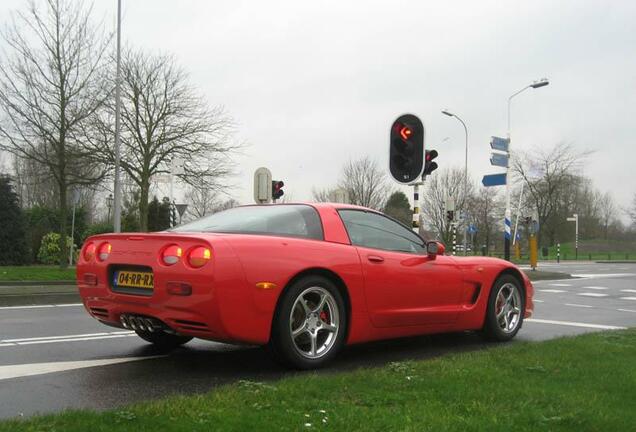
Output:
[{"left": 412, "top": 182, "right": 422, "bottom": 233}]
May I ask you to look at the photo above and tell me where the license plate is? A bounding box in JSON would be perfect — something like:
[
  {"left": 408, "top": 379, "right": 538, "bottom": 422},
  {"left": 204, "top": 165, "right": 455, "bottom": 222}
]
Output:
[{"left": 114, "top": 270, "right": 154, "bottom": 290}]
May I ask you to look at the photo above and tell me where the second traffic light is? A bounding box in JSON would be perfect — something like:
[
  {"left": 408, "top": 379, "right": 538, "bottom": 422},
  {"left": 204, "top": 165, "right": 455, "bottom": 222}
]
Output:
[
  {"left": 389, "top": 114, "right": 425, "bottom": 184},
  {"left": 272, "top": 180, "right": 284, "bottom": 200},
  {"left": 423, "top": 149, "right": 439, "bottom": 177}
]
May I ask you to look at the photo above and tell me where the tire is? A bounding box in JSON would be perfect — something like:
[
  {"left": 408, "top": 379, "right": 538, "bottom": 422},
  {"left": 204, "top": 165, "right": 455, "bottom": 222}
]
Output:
[
  {"left": 135, "top": 330, "right": 193, "bottom": 350},
  {"left": 482, "top": 274, "right": 525, "bottom": 341},
  {"left": 269, "top": 275, "right": 347, "bottom": 369}
]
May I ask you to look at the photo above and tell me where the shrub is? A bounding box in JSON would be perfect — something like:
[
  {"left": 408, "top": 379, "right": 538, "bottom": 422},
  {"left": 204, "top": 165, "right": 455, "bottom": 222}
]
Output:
[
  {"left": 37, "top": 232, "right": 77, "bottom": 265},
  {"left": 0, "top": 175, "right": 30, "bottom": 265}
]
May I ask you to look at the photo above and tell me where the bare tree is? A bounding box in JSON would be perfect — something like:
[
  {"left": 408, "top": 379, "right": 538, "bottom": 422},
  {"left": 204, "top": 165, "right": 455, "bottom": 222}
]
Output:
[
  {"left": 87, "top": 49, "right": 238, "bottom": 231},
  {"left": 468, "top": 186, "right": 502, "bottom": 254},
  {"left": 512, "top": 143, "right": 589, "bottom": 246},
  {"left": 420, "top": 167, "right": 474, "bottom": 245},
  {"left": 311, "top": 187, "right": 337, "bottom": 203},
  {"left": 0, "top": 0, "right": 110, "bottom": 266},
  {"left": 631, "top": 194, "right": 636, "bottom": 228},
  {"left": 338, "top": 156, "right": 391, "bottom": 210}
]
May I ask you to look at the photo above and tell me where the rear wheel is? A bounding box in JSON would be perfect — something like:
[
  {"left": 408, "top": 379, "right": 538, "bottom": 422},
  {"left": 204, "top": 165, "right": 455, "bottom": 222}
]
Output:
[
  {"left": 270, "top": 275, "right": 346, "bottom": 369},
  {"left": 135, "top": 330, "right": 192, "bottom": 350},
  {"left": 482, "top": 274, "right": 525, "bottom": 341}
]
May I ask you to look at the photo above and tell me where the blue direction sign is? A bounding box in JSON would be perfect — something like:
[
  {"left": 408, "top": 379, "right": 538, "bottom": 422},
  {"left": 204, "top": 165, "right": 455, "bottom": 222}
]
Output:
[
  {"left": 468, "top": 224, "right": 478, "bottom": 234},
  {"left": 490, "top": 152, "right": 509, "bottom": 168},
  {"left": 482, "top": 173, "right": 507, "bottom": 187},
  {"left": 490, "top": 136, "right": 510, "bottom": 152}
]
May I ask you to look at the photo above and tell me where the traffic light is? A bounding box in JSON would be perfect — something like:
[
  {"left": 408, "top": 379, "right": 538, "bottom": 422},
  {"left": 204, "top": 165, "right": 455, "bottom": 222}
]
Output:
[
  {"left": 423, "top": 149, "right": 439, "bottom": 177},
  {"left": 389, "top": 114, "right": 425, "bottom": 184},
  {"left": 447, "top": 210, "right": 454, "bottom": 222},
  {"left": 272, "top": 180, "right": 284, "bottom": 201}
]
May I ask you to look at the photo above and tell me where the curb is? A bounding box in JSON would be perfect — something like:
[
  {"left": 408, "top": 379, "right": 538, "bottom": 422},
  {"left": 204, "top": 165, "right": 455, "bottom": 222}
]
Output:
[
  {"left": 595, "top": 261, "right": 636, "bottom": 264},
  {"left": 0, "top": 280, "right": 75, "bottom": 287}
]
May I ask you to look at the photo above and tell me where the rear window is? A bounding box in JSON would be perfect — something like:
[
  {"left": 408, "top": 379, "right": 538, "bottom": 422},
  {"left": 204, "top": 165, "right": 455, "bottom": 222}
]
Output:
[{"left": 170, "top": 205, "right": 323, "bottom": 240}]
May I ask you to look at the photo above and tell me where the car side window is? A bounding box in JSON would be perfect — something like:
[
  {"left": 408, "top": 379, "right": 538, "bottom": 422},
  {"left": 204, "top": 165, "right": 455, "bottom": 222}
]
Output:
[{"left": 338, "top": 210, "right": 426, "bottom": 254}]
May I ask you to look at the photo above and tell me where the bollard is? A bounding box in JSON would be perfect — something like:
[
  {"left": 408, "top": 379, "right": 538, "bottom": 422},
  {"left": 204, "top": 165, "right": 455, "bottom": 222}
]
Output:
[{"left": 557, "top": 243, "right": 560, "bottom": 263}]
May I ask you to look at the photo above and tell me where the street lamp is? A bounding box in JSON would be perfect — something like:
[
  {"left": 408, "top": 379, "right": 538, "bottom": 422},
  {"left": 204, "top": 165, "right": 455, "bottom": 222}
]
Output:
[
  {"left": 112, "top": 0, "right": 123, "bottom": 232},
  {"left": 441, "top": 109, "right": 469, "bottom": 255},
  {"left": 503, "top": 78, "right": 550, "bottom": 261}
]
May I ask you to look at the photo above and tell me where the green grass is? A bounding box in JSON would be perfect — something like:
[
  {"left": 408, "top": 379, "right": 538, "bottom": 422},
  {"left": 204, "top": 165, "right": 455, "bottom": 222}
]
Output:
[
  {"left": 0, "top": 266, "right": 75, "bottom": 281},
  {"left": 2, "top": 329, "right": 635, "bottom": 431}
]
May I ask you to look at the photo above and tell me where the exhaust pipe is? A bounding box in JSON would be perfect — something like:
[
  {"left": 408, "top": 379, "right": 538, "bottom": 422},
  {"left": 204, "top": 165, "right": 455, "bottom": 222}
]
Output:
[
  {"left": 144, "top": 318, "right": 155, "bottom": 332},
  {"left": 120, "top": 315, "right": 130, "bottom": 329}
]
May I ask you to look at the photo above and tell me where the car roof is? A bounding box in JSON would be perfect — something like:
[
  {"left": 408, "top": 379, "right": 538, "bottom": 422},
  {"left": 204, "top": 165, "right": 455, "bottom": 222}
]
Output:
[{"left": 234, "top": 202, "right": 379, "bottom": 213}]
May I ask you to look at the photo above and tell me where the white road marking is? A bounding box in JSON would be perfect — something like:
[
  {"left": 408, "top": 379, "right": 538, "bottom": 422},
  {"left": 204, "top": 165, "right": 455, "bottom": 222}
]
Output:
[
  {"left": 0, "top": 331, "right": 135, "bottom": 347},
  {"left": 571, "top": 273, "right": 636, "bottom": 279},
  {"left": 539, "top": 289, "right": 567, "bottom": 293},
  {"left": 620, "top": 297, "right": 636, "bottom": 301},
  {"left": 583, "top": 286, "right": 608, "bottom": 290},
  {"left": 18, "top": 334, "right": 137, "bottom": 346},
  {"left": 577, "top": 293, "right": 608, "bottom": 298},
  {"left": 0, "top": 356, "right": 164, "bottom": 381},
  {"left": 549, "top": 283, "right": 572, "bottom": 287},
  {"left": 0, "top": 303, "right": 82, "bottom": 311},
  {"left": 620, "top": 289, "right": 636, "bottom": 293},
  {"left": 526, "top": 319, "right": 626, "bottom": 330},
  {"left": 565, "top": 303, "right": 593, "bottom": 308},
  {"left": 617, "top": 309, "right": 636, "bottom": 313},
  {"left": 533, "top": 299, "right": 544, "bottom": 303}
]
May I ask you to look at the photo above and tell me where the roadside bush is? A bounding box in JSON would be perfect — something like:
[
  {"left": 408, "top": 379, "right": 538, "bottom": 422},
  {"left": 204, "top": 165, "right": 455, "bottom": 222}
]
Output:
[
  {"left": 82, "top": 222, "right": 113, "bottom": 242},
  {"left": 0, "top": 175, "right": 30, "bottom": 264},
  {"left": 25, "top": 206, "right": 87, "bottom": 263},
  {"left": 37, "top": 232, "right": 77, "bottom": 265}
]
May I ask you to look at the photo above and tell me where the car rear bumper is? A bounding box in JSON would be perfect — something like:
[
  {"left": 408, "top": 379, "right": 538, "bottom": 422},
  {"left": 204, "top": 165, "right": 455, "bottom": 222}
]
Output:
[{"left": 79, "top": 283, "right": 232, "bottom": 341}]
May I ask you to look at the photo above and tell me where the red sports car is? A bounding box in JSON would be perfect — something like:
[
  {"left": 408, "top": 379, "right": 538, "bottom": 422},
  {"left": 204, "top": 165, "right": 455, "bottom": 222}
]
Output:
[{"left": 77, "top": 203, "right": 533, "bottom": 369}]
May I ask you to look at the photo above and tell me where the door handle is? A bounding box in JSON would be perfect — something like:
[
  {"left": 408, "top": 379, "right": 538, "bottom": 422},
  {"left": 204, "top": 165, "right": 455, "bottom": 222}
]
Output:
[{"left": 367, "top": 255, "right": 384, "bottom": 263}]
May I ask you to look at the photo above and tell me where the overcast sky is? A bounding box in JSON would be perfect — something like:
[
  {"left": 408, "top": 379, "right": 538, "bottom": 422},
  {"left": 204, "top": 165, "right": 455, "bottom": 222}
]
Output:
[{"left": 2, "top": 0, "right": 635, "bottom": 218}]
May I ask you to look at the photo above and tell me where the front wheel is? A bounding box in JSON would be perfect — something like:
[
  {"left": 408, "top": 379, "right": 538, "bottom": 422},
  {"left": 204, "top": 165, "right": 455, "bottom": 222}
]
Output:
[
  {"left": 135, "top": 330, "right": 193, "bottom": 350},
  {"left": 269, "top": 276, "right": 347, "bottom": 369},
  {"left": 482, "top": 274, "right": 525, "bottom": 341}
]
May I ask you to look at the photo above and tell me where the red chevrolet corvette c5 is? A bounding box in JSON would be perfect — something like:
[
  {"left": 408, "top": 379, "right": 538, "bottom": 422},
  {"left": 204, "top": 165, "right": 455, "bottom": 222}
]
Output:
[{"left": 77, "top": 203, "right": 534, "bottom": 369}]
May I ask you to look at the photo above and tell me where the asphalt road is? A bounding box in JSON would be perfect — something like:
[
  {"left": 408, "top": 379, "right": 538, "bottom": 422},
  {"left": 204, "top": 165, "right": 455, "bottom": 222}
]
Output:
[{"left": 1, "top": 261, "right": 634, "bottom": 419}]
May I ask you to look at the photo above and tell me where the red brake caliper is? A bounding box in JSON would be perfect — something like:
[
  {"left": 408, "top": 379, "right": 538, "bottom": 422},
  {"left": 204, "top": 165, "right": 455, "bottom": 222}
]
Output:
[{"left": 320, "top": 310, "right": 328, "bottom": 322}]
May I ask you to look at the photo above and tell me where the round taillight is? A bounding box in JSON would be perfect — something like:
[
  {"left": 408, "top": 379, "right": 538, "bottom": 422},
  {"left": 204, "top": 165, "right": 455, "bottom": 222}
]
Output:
[
  {"left": 83, "top": 242, "right": 96, "bottom": 262},
  {"left": 162, "top": 245, "right": 182, "bottom": 265},
  {"left": 97, "top": 242, "right": 112, "bottom": 261},
  {"left": 188, "top": 246, "right": 211, "bottom": 268}
]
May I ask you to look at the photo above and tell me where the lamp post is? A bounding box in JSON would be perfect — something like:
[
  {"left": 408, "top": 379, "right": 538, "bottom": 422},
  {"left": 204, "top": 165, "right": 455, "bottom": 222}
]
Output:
[
  {"left": 504, "top": 78, "right": 549, "bottom": 261},
  {"left": 442, "top": 109, "right": 469, "bottom": 255},
  {"left": 112, "top": 0, "right": 123, "bottom": 232}
]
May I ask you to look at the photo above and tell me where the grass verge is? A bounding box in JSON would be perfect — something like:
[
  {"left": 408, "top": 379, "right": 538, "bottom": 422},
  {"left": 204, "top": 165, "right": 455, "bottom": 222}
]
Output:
[
  {"left": 2, "top": 329, "right": 635, "bottom": 431},
  {"left": 0, "top": 266, "right": 75, "bottom": 281}
]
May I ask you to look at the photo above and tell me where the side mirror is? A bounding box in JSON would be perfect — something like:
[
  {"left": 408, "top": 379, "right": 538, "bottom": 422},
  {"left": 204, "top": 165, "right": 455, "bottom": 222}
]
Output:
[{"left": 427, "top": 241, "right": 445, "bottom": 259}]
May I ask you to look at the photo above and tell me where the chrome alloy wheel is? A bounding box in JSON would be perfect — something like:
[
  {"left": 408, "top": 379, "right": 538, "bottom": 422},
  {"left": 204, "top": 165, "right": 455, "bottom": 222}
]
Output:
[
  {"left": 289, "top": 286, "right": 340, "bottom": 359},
  {"left": 495, "top": 282, "right": 522, "bottom": 333}
]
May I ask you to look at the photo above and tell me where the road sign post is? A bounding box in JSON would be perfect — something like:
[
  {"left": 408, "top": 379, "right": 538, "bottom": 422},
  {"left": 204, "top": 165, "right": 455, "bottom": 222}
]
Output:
[
  {"left": 482, "top": 173, "right": 507, "bottom": 187},
  {"left": 566, "top": 214, "right": 579, "bottom": 260}
]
